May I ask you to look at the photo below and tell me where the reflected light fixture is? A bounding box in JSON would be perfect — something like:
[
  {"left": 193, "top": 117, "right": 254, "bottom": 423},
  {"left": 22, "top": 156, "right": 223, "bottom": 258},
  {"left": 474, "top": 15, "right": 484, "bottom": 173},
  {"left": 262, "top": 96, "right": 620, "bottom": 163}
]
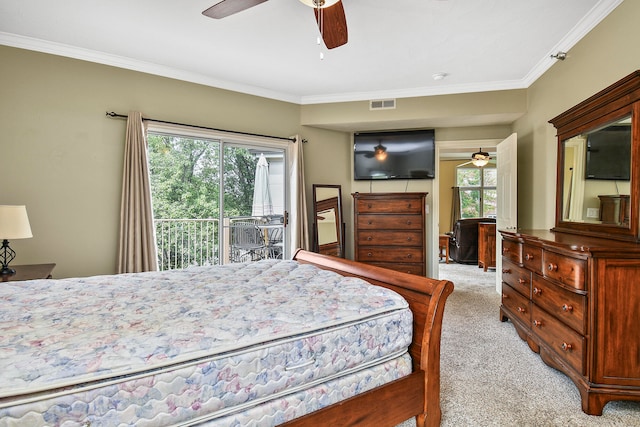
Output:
[
  {"left": 471, "top": 148, "right": 490, "bottom": 167},
  {"left": 374, "top": 143, "right": 387, "bottom": 161},
  {"left": 0, "top": 205, "right": 33, "bottom": 279}
]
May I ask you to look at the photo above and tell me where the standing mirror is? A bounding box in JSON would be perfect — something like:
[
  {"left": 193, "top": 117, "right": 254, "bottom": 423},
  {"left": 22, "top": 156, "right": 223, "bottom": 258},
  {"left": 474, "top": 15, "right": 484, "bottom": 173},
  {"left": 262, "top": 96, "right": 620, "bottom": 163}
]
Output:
[{"left": 312, "top": 184, "right": 345, "bottom": 257}]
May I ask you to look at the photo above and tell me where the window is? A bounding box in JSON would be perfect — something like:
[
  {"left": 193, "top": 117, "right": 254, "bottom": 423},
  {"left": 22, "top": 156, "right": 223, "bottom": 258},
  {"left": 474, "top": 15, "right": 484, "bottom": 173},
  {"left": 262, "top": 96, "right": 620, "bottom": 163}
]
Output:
[
  {"left": 456, "top": 166, "right": 497, "bottom": 218},
  {"left": 146, "top": 124, "right": 288, "bottom": 270}
]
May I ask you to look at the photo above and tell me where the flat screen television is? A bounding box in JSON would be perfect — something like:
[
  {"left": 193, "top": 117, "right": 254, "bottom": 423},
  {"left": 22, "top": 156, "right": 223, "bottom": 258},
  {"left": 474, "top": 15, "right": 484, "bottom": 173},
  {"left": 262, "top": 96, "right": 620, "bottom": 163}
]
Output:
[
  {"left": 585, "top": 125, "right": 631, "bottom": 180},
  {"left": 353, "top": 129, "right": 435, "bottom": 180}
]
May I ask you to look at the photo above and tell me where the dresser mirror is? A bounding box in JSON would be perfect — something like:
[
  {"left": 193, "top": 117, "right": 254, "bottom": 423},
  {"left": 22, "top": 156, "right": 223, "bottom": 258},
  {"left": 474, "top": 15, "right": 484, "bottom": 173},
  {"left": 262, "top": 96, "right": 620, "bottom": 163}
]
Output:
[
  {"left": 312, "top": 184, "right": 345, "bottom": 257},
  {"left": 550, "top": 70, "right": 640, "bottom": 241}
]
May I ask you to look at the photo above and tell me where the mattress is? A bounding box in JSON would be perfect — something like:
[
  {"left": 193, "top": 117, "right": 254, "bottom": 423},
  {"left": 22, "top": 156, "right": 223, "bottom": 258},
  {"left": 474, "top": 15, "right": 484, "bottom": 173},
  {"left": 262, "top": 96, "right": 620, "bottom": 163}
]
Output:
[{"left": 0, "top": 260, "right": 413, "bottom": 426}]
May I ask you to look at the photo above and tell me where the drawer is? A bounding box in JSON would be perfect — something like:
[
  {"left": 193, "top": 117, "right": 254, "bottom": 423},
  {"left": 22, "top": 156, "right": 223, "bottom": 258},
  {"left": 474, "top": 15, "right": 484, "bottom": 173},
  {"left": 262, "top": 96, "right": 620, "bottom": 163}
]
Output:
[
  {"left": 368, "top": 261, "right": 424, "bottom": 276},
  {"left": 502, "top": 238, "right": 522, "bottom": 264},
  {"left": 531, "top": 305, "right": 585, "bottom": 375},
  {"left": 501, "top": 258, "right": 531, "bottom": 298},
  {"left": 358, "top": 246, "right": 423, "bottom": 263},
  {"left": 543, "top": 251, "right": 586, "bottom": 290},
  {"left": 356, "top": 198, "right": 423, "bottom": 214},
  {"left": 523, "top": 244, "right": 543, "bottom": 274},
  {"left": 502, "top": 283, "right": 531, "bottom": 326},
  {"left": 357, "top": 230, "right": 423, "bottom": 246},
  {"left": 532, "top": 275, "right": 586, "bottom": 334},
  {"left": 357, "top": 214, "right": 423, "bottom": 230}
]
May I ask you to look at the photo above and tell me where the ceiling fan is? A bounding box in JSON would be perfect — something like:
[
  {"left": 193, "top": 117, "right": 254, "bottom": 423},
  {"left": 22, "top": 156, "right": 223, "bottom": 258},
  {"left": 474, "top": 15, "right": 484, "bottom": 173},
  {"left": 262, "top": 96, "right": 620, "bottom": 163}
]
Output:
[{"left": 202, "top": 0, "right": 348, "bottom": 49}]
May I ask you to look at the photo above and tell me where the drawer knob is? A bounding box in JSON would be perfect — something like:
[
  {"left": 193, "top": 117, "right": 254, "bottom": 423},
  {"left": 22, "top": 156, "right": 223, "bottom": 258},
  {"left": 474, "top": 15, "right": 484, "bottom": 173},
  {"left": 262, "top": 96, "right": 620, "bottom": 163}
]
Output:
[
  {"left": 547, "top": 263, "right": 558, "bottom": 272},
  {"left": 517, "top": 306, "right": 526, "bottom": 313},
  {"left": 407, "top": 237, "right": 413, "bottom": 242},
  {"left": 407, "top": 203, "right": 412, "bottom": 208},
  {"left": 562, "top": 304, "right": 573, "bottom": 312},
  {"left": 533, "top": 320, "right": 542, "bottom": 327},
  {"left": 367, "top": 204, "right": 372, "bottom": 208},
  {"left": 518, "top": 278, "right": 527, "bottom": 285},
  {"left": 502, "top": 268, "right": 511, "bottom": 274},
  {"left": 367, "top": 252, "right": 373, "bottom": 257},
  {"left": 406, "top": 254, "right": 413, "bottom": 259},
  {"left": 561, "top": 342, "right": 573, "bottom": 352},
  {"left": 406, "top": 220, "right": 412, "bottom": 225},
  {"left": 502, "top": 293, "right": 509, "bottom": 299},
  {"left": 525, "top": 253, "right": 534, "bottom": 261},
  {"left": 533, "top": 287, "right": 542, "bottom": 295},
  {"left": 367, "top": 236, "right": 372, "bottom": 241},
  {"left": 504, "top": 247, "right": 510, "bottom": 253},
  {"left": 367, "top": 220, "right": 373, "bottom": 225}
]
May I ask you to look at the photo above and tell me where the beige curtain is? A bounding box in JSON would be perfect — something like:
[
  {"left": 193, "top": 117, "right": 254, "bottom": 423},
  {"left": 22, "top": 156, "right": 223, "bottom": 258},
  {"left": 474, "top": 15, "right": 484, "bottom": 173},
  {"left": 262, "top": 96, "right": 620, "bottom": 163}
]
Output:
[
  {"left": 117, "top": 112, "right": 158, "bottom": 273},
  {"left": 288, "top": 135, "right": 310, "bottom": 251},
  {"left": 450, "top": 186, "right": 462, "bottom": 231}
]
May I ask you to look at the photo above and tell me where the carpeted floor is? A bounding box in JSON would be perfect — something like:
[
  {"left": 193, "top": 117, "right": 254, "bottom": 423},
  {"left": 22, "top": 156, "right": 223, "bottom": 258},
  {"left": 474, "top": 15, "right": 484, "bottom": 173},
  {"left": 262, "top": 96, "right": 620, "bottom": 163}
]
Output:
[{"left": 396, "top": 262, "right": 640, "bottom": 427}]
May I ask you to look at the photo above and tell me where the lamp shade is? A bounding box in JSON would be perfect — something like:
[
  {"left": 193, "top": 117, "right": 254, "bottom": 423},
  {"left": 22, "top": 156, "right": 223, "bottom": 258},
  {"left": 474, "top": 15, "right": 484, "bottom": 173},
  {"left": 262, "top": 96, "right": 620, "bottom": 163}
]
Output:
[{"left": 0, "top": 205, "right": 33, "bottom": 239}]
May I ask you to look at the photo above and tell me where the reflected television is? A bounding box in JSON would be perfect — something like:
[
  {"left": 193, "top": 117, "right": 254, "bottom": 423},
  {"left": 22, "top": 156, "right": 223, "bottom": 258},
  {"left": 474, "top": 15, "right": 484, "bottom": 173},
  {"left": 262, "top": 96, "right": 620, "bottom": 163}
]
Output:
[{"left": 353, "top": 129, "right": 435, "bottom": 180}]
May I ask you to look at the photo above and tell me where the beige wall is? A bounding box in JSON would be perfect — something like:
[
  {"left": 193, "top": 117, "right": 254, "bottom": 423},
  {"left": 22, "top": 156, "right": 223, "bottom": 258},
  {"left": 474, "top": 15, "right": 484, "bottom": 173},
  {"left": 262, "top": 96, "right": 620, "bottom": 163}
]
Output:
[
  {"left": 513, "top": 0, "right": 640, "bottom": 230},
  {"left": 1, "top": 0, "right": 637, "bottom": 277}
]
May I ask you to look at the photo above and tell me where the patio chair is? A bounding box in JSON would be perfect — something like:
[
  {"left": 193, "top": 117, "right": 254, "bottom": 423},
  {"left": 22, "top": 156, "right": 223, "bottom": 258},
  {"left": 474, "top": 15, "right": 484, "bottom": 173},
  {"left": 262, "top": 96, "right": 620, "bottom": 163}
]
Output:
[{"left": 229, "top": 223, "right": 267, "bottom": 263}]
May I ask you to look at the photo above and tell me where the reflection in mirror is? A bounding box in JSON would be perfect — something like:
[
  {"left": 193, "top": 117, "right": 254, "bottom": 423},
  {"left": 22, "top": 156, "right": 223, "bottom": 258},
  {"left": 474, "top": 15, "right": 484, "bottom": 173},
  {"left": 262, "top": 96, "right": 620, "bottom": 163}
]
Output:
[
  {"left": 562, "top": 116, "right": 632, "bottom": 227},
  {"left": 312, "top": 184, "right": 345, "bottom": 257}
]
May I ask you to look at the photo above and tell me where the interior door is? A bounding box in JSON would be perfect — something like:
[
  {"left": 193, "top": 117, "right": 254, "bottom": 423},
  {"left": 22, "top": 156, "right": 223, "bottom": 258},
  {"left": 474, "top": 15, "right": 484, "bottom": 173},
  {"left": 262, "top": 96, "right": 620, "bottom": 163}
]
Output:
[{"left": 496, "top": 133, "right": 518, "bottom": 293}]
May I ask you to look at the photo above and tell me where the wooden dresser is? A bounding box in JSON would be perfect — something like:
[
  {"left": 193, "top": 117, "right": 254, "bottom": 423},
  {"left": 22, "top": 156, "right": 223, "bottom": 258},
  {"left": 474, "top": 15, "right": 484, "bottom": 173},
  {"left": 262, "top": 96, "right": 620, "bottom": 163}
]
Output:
[
  {"left": 352, "top": 192, "right": 426, "bottom": 275},
  {"left": 499, "top": 229, "right": 640, "bottom": 415},
  {"left": 477, "top": 222, "right": 496, "bottom": 271}
]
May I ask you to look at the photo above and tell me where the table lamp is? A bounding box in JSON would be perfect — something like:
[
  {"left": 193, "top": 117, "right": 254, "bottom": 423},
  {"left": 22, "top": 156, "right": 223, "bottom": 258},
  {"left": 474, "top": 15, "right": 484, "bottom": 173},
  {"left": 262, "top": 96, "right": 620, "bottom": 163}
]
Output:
[{"left": 0, "top": 205, "right": 33, "bottom": 279}]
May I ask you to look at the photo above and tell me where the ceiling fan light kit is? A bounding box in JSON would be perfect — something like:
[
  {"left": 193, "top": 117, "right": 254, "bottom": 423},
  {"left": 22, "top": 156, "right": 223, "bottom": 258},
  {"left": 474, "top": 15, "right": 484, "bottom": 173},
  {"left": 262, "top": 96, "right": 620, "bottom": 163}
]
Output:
[
  {"left": 299, "top": 0, "right": 340, "bottom": 8},
  {"left": 471, "top": 148, "right": 490, "bottom": 167},
  {"left": 203, "top": 0, "right": 348, "bottom": 50}
]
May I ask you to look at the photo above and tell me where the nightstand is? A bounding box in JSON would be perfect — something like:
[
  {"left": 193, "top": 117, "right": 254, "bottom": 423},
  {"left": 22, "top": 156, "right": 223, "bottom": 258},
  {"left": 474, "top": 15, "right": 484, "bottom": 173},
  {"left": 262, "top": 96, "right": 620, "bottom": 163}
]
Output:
[{"left": 1, "top": 263, "right": 56, "bottom": 282}]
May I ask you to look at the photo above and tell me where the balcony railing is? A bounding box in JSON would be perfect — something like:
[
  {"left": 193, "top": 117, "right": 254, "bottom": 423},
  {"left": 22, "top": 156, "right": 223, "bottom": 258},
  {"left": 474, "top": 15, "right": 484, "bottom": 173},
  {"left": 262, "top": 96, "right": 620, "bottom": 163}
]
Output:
[
  {"left": 155, "top": 219, "right": 219, "bottom": 271},
  {"left": 154, "top": 216, "right": 284, "bottom": 271}
]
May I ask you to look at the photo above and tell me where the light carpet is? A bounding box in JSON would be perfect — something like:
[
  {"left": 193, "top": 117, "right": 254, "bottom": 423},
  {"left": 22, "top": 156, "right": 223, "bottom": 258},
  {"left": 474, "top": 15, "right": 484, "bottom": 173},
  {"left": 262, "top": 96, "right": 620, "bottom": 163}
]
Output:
[{"left": 396, "top": 262, "right": 640, "bottom": 427}]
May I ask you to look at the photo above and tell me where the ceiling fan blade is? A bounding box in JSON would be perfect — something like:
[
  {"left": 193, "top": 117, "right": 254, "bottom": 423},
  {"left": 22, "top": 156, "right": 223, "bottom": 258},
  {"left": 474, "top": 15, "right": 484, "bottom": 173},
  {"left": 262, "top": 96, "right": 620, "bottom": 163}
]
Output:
[
  {"left": 314, "top": 1, "right": 348, "bottom": 49},
  {"left": 203, "top": 0, "right": 268, "bottom": 19}
]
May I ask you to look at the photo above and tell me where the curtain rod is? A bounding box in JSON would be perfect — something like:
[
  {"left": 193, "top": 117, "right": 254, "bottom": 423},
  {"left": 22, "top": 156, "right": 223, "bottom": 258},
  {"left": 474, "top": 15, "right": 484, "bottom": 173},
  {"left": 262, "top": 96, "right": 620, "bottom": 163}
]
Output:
[{"left": 105, "top": 112, "right": 297, "bottom": 143}]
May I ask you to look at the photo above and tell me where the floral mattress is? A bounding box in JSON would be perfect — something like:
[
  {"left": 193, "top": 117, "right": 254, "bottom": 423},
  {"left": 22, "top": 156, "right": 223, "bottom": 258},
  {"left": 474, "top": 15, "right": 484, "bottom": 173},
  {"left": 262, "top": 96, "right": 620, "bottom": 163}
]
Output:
[{"left": 0, "top": 259, "right": 413, "bottom": 426}]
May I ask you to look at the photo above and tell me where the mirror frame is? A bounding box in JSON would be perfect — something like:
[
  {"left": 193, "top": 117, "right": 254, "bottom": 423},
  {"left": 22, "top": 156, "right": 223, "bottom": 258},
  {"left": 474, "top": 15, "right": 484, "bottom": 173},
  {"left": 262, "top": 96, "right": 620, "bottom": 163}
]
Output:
[
  {"left": 312, "top": 184, "right": 345, "bottom": 257},
  {"left": 549, "top": 70, "right": 640, "bottom": 242}
]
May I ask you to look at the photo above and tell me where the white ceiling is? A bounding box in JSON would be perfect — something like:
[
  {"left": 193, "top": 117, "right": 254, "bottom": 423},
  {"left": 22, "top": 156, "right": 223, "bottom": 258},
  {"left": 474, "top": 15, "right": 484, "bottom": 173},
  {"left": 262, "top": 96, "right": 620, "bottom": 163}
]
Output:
[{"left": 0, "top": 0, "right": 622, "bottom": 105}]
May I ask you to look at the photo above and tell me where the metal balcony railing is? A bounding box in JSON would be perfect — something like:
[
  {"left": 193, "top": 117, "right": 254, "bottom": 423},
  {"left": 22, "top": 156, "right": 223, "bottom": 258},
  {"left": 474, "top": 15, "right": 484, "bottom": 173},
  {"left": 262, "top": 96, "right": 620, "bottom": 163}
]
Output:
[
  {"left": 154, "top": 216, "right": 284, "bottom": 271},
  {"left": 155, "top": 219, "right": 219, "bottom": 271}
]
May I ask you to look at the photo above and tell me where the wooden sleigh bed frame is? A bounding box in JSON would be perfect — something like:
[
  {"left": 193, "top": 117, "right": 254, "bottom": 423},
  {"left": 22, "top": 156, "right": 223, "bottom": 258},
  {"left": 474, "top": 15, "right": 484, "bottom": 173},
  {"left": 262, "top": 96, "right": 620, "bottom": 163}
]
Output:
[{"left": 287, "top": 250, "right": 454, "bottom": 427}]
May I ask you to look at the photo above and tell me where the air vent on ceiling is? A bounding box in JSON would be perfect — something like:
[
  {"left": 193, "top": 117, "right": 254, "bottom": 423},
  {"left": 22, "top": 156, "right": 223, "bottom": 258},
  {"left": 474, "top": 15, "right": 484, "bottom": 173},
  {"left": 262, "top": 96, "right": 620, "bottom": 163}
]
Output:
[{"left": 369, "top": 99, "right": 396, "bottom": 110}]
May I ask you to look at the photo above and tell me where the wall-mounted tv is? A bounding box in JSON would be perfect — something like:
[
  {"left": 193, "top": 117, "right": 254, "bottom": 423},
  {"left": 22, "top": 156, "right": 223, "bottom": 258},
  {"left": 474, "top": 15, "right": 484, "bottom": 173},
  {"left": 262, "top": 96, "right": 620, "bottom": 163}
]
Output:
[
  {"left": 585, "top": 125, "right": 631, "bottom": 181},
  {"left": 353, "top": 129, "right": 435, "bottom": 180}
]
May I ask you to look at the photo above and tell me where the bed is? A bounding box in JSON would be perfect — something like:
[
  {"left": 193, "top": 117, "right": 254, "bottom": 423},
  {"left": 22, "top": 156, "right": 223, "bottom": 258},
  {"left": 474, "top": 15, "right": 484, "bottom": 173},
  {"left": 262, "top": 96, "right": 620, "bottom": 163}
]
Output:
[{"left": 0, "top": 250, "right": 453, "bottom": 427}]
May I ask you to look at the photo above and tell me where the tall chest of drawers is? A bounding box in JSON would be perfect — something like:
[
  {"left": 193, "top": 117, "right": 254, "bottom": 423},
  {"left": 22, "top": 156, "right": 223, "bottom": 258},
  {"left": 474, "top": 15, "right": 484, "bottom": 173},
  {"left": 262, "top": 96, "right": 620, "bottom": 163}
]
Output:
[
  {"left": 352, "top": 192, "right": 427, "bottom": 276},
  {"left": 499, "top": 229, "right": 640, "bottom": 415}
]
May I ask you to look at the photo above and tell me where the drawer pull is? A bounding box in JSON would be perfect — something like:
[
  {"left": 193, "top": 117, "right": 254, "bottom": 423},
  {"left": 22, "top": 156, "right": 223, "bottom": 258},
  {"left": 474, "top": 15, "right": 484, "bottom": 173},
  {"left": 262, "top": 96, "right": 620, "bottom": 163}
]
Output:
[
  {"left": 533, "top": 287, "right": 542, "bottom": 295},
  {"left": 367, "top": 236, "right": 372, "bottom": 241},
  {"left": 525, "top": 253, "right": 534, "bottom": 261},
  {"left": 367, "top": 220, "right": 373, "bottom": 225},
  {"left": 502, "top": 268, "right": 511, "bottom": 274},
  {"left": 561, "top": 342, "right": 573, "bottom": 352},
  {"left": 407, "top": 203, "right": 412, "bottom": 209},
  {"left": 518, "top": 278, "right": 527, "bottom": 285},
  {"left": 367, "top": 204, "right": 372, "bottom": 208},
  {"left": 533, "top": 320, "right": 542, "bottom": 327},
  {"left": 517, "top": 306, "right": 526, "bottom": 313},
  {"left": 406, "top": 254, "right": 413, "bottom": 259},
  {"left": 562, "top": 304, "right": 573, "bottom": 312},
  {"left": 502, "top": 293, "right": 509, "bottom": 299},
  {"left": 406, "top": 220, "right": 412, "bottom": 225},
  {"left": 367, "top": 252, "right": 373, "bottom": 257},
  {"left": 503, "top": 247, "right": 510, "bottom": 253},
  {"left": 547, "top": 263, "right": 558, "bottom": 272}
]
